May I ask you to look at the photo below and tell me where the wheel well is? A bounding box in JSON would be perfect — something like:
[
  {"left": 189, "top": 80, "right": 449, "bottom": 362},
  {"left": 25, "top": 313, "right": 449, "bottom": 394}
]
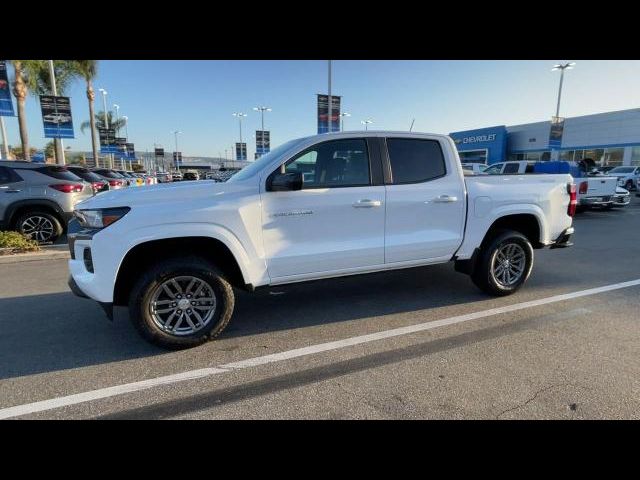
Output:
[
  {"left": 482, "top": 214, "right": 542, "bottom": 249},
  {"left": 9, "top": 204, "right": 63, "bottom": 229},
  {"left": 113, "top": 237, "right": 246, "bottom": 306}
]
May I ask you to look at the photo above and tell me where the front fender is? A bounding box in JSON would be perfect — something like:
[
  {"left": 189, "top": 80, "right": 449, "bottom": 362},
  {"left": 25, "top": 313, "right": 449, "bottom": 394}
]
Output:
[{"left": 76, "top": 221, "right": 269, "bottom": 303}]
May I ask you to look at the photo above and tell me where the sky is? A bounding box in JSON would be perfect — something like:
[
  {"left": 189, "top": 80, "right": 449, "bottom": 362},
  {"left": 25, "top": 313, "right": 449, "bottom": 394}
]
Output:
[{"left": 3, "top": 60, "right": 640, "bottom": 159}]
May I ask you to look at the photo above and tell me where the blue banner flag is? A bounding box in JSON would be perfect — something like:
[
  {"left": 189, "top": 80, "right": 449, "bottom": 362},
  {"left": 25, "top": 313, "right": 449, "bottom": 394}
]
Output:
[
  {"left": 40, "top": 95, "right": 75, "bottom": 139},
  {"left": 0, "top": 60, "right": 15, "bottom": 116}
]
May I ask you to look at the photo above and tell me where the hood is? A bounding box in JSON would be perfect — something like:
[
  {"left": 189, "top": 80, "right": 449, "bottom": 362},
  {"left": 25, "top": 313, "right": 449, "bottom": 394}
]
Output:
[{"left": 74, "top": 180, "right": 251, "bottom": 210}]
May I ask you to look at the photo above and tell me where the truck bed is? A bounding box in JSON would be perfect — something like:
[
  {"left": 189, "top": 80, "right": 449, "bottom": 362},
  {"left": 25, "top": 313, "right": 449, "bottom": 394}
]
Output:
[{"left": 455, "top": 173, "right": 573, "bottom": 259}]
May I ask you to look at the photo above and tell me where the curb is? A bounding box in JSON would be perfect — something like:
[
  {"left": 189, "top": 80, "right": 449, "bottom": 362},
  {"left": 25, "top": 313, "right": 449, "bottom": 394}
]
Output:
[{"left": 0, "top": 249, "right": 70, "bottom": 265}]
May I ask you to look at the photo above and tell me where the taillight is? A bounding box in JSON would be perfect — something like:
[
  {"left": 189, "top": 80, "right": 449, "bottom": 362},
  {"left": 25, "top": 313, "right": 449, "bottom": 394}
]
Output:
[
  {"left": 567, "top": 183, "right": 577, "bottom": 217},
  {"left": 50, "top": 183, "right": 83, "bottom": 193},
  {"left": 578, "top": 181, "right": 588, "bottom": 194},
  {"left": 108, "top": 180, "right": 123, "bottom": 187},
  {"left": 91, "top": 182, "right": 103, "bottom": 190}
]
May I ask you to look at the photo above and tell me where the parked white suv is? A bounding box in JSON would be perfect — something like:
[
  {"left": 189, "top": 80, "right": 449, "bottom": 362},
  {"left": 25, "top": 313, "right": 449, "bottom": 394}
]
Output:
[
  {"left": 68, "top": 132, "right": 575, "bottom": 349},
  {"left": 607, "top": 166, "right": 640, "bottom": 191}
]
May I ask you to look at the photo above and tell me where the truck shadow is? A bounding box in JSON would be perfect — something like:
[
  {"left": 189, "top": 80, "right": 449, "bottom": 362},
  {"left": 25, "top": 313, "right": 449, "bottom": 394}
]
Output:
[{"left": 0, "top": 257, "right": 619, "bottom": 381}]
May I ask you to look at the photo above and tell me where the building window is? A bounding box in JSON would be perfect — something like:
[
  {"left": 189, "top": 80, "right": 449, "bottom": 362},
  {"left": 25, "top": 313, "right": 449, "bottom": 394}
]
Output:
[
  {"left": 560, "top": 150, "right": 574, "bottom": 162},
  {"left": 602, "top": 148, "right": 624, "bottom": 167},
  {"left": 458, "top": 149, "right": 488, "bottom": 164},
  {"left": 631, "top": 147, "right": 640, "bottom": 166}
]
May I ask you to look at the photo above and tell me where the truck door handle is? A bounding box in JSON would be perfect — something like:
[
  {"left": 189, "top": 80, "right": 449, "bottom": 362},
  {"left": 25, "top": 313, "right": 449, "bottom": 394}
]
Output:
[
  {"left": 4, "top": 189, "right": 20, "bottom": 193},
  {"left": 432, "top": 195, "right": 458, "bottom": 203},
  {"left": 352, "top": 199, "right": 382, "bottom": 208}
]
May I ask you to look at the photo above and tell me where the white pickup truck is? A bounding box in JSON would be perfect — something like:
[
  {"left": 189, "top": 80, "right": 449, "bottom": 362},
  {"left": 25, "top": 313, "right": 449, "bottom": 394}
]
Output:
[
  {"left": 67, "top": 132, "right": 576, "bottom": 349},
  {"left": 485, "top": 160, "right": 618, "bottom": 208}
]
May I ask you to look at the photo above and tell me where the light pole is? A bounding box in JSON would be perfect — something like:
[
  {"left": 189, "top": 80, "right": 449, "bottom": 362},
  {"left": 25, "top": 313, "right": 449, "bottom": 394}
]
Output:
[
  {"left": 361, "top": 119, "right": 373, "bottom": 131},
  {"left": 232, "top": 112, "right": 247, "bottom": 160},
  {"left": 122, "top": 115, "right": 129, "bottom": 139},
  {"left": 98, "top": 88, "right": 111, "bottom": 168},
  {"left": 253, "top": 106, "right": 271, "bottom": 158},
  {"left": 48, "top": 60, "right": 65, "bottom": 165},
  {"left": 113, "top": 104, "right": 121, "bottom": 135},
  {"left": 0, "top": 117, "right": 9, "bottom": 160},
  {"left": 327, "top": 60, "right": 333, "bottom": 133},
  {"left": 550, "top": 62, "right": 575, "bottom": 161},
  {"left": 339, "top": 112, "right": 351, "bottom": 131},
  {"left": 172, "top": 130, "right": 182, "bottom": 173},
  {"left": 552, "top": 62, "right": 575, "bottom": 119}
]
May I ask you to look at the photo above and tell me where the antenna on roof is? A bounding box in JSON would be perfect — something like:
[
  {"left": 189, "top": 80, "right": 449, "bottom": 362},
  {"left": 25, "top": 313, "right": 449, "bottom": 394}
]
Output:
[{"left": 409, "top": 119, "right": 415, "bottom": 132}]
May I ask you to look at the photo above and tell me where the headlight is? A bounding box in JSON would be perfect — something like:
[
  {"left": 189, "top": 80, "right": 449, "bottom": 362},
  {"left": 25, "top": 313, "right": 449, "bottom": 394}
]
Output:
[{"left": 74, "top": 207, "right": 130, "bottom": 229}]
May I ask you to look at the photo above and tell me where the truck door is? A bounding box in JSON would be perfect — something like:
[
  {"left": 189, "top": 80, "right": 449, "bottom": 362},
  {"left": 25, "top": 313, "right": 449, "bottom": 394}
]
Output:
[
  {"left": 383, "top": 137, "right": 466, "bottom": 263},
  {"left": 261, "top": 137, "right": 386, "bottom": 280}
]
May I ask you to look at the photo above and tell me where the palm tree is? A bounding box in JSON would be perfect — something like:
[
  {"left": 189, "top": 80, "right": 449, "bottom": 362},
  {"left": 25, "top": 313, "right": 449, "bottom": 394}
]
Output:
[
  {"left": 9, "top": 60, "right": 43, "bottom": 161},
  {"left": 80, "top": 111, "right": 126, "bottom": 134},
  {"left": 72, "top": 61, "right": 99, "bottom": 164}
]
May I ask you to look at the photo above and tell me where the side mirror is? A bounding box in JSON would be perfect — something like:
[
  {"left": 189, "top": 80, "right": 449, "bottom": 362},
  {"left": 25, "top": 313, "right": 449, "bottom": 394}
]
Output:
[{"left": 268, "top": 171, "right": 303, "bottom": 192}]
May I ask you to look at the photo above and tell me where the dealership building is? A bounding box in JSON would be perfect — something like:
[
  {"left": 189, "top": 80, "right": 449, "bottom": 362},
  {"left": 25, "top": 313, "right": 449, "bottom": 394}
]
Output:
[{"left": 449, "top": 108, "right": 640, "bottom": 167}]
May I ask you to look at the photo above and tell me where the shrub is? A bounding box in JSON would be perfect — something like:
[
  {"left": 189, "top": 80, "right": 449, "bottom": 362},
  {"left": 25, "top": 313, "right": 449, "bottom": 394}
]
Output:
[{"left": 0, "top": 231, "right": 41, "bottom": 255}]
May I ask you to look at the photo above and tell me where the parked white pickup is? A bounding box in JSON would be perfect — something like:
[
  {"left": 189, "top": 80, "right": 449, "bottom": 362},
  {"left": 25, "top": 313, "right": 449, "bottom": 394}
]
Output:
[
  {"left": 485, "top": 160, "right": 618, "bottom": 208},
  {"left": 67, "top": 132, "right": 576, "bottom": 349}
]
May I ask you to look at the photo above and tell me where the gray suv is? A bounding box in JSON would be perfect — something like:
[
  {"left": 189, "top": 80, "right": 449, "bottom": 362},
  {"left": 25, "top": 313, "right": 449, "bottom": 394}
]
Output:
[{"left": 0, "top": 161, "right": 94, "bottom": 243}]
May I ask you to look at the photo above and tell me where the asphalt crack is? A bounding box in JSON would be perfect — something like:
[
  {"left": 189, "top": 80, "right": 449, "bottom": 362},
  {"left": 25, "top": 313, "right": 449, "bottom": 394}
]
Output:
[{"left": 495, "top": 383, "right": 583, "bottom": 419}]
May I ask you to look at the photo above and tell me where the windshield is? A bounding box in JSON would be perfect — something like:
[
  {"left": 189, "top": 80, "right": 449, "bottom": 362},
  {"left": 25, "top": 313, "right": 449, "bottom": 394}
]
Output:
[
  {"left": 610, "top": 167, "right": 634, "bottom": 173},
  {"left": 227, "top": 139, "right": 303, "bottom": 183}
]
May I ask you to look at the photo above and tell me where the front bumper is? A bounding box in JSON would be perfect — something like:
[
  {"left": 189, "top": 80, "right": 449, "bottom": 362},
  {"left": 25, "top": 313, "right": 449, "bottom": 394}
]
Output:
[
  {"left": 580, "top": 196, "right": 613, "bottom": 207},
  {"left": 550, "top": 226, "right": 574, "bottom": 249},
  {"left": 68, "top": 274, "right": 114, "bottom": 320},
  {"left": 612, "top": 193, "right": 631, "bottom": 206}
]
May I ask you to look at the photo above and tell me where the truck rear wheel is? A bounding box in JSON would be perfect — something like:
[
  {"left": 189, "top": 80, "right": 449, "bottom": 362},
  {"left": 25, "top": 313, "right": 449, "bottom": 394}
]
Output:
[
  {"left": 471, "top": 230, "right": 533, "bottom": 296},
  {"left": 129, "top": 256, "right": 235, "bottom": 349}
]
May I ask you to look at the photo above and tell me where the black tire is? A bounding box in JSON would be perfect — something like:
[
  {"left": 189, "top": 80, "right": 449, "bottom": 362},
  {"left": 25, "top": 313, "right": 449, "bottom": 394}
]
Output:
[
  {"left": 14, "top": 210, "right": 63, "bottom": 244},
  {"left": 625, "top": 180, "right": 634, "bottom": 191},
  {"left": 471, "top": 230, "right": 534, "bottom": 296},
  {"left": 129, "top": 256, "right": 235, "bottom": 349}
]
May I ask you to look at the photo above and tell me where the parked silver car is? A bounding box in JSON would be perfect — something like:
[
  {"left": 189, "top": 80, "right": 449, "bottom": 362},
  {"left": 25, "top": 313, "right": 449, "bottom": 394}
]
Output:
[{"left": 0, "top": 161, "right": 93, "bottom": 243}]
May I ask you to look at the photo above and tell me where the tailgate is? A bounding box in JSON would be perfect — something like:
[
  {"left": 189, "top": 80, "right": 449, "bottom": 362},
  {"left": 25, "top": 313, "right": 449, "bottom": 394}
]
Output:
[{"left": 586, "top": 177, "right": 617, "bottom": 196}]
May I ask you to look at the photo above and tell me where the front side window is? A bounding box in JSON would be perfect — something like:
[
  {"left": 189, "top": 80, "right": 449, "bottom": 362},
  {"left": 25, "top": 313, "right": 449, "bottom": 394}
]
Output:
[
  {"left": 283, "top": 138, "right": 370, "bottom": 188},
  {"left": 386, "top": 138, "right": 446, "bottom": 184},
  {"left": 484, "top": 164, "right": 503, "bottom": 174}
]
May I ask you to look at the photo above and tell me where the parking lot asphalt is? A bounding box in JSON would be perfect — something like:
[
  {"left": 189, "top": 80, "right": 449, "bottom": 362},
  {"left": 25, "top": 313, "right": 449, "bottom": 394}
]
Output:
[{"left": 1, "top": 199, "right": 639, "bottom": 419}]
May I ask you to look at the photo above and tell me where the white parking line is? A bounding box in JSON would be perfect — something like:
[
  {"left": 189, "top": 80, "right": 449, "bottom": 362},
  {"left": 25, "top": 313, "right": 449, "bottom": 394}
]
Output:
[{"left": 1, "top": 278, "right": 639, "bottom": 420}]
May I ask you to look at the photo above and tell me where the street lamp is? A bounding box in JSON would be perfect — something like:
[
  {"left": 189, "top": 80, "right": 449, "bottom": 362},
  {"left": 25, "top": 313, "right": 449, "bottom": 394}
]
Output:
[
  {"left": 361, "top": 119, "right": 373, "bottom": 131},
  {"left": 339, "top": 112, "right": 351, "bottom": 131},
  {"left": 551, "top": 62, "right": 575, "bottom": 119},
  {"left": 253, "top": 106, "right": 271, "bottom": 157},
  {"left": 172, "top": 130, "right": 182, "bottom": 173},
  {"left": 232, "top": 112, "right": 247, "bottom": 160}
]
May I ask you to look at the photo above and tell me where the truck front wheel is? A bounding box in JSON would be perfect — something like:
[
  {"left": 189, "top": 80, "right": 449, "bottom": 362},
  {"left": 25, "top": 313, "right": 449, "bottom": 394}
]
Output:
[
  {"left": 471, "top": 230, "right": 533, "bottom": 296},
  {"left": 129, "top": 256, "right": 235, "bottom": 349}
]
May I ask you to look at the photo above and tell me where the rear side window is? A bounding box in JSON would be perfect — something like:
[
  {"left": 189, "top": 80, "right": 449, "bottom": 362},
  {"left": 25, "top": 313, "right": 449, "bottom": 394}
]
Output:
[
  {"left": 503, "top": 163, "right": 520, "bottom": 174},
  {"left": 386, "top": 138, "right": 446, "bottom": 184},
  {"left": 36, "top": 166, "right": 83, "bottom": 181},
  {"left": 69, "top": 168, "right": 103, "bottom": 182},
  {"left": 0, "top": 166, "right": 22, "bottom": 184},
  {"left": 94, "top": 169, "right": 124, "bottom": 179}
]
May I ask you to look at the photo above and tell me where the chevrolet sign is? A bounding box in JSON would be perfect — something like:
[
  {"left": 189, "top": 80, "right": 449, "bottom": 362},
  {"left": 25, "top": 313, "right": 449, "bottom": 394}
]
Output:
[{"left": 461, "top": 134, "right": 496, "bottom": 144}]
